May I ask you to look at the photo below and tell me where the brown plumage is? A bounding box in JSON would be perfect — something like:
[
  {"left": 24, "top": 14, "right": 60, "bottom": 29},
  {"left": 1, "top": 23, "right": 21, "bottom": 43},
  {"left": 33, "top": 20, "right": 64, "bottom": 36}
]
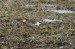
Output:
[
  {"left": 16, "top": 17, "right": 28, "bottom": 23},
  {"left": 16, "top": 17, "right": 42, "bottom": 26}
]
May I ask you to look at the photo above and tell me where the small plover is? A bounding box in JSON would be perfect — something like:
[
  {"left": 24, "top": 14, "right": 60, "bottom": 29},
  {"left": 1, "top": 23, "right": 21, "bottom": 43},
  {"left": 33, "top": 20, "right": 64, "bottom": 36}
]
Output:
[
  {"left": 16, "top": 17, "right": 42, "bottom": 26},
  {"left": 34, "top": 21, "right": 41, "bottom": 26},
  {"left": 26, "top": 19, "right": 42, "bottom": 26}
]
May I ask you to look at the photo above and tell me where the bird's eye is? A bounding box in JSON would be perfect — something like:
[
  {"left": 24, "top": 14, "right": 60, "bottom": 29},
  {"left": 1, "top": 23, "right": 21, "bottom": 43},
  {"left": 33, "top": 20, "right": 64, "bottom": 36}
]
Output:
[{"left": 39, "top": 21, "right": 42, "bottom": 23}]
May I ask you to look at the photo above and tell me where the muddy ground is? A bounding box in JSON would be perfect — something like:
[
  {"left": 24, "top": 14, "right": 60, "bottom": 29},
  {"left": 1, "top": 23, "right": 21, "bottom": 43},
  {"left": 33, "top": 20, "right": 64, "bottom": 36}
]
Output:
[{"left": 0, "top": 0, "right": 75, "bottom": 49}]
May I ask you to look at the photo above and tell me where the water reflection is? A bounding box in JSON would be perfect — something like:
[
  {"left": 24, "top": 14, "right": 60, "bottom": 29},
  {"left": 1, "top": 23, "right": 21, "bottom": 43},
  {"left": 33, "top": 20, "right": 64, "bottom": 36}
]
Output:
[
  {"left": 42, "top": 19, "right": 62, "bottom": 23},
  {"left": 26, "top": 4, "right": 36, "bottom": 7},
  {"left": 40, "top": 3, "right": 57, "bottom": 6},
  {"left": 47, "top": 9, "right": 74, "bottom": 13},
  {"left": 26, "top": 3, "right": 57, "bottom": 7}
]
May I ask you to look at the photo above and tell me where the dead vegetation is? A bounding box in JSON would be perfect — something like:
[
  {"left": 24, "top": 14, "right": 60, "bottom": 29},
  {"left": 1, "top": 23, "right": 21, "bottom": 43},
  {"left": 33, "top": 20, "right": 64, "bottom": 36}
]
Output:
[{"left": 0, "top": 0, "right": 75, "bottom": 49}]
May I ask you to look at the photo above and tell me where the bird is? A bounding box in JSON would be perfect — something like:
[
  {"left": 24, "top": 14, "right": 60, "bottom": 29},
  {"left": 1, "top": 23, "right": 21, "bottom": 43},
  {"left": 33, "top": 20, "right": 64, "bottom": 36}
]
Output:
[
  {"left": 25, "top": 18, "right": 42, "bottom": 26},
  {"left": 34, "top": 21, "right": 42, "bottom": 26},
  {"left": 16, "top": 17, "right": 42, "bottom": 26}
]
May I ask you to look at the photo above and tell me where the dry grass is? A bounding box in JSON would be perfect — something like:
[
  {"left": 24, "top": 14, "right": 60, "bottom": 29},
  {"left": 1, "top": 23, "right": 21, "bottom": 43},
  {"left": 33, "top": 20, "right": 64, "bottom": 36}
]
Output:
[{"left": 0, "top": 0, "right": 75, "bottom": 49}]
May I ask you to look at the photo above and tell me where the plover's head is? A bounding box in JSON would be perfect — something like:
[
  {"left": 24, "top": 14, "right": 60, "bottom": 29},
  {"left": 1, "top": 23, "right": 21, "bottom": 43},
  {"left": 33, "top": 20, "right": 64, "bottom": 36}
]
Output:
[
  {"left": 34, "top": 21, "right": 42, "bottom": 26},
  {"left": 39, "top": 21, "right": 42, "bottom": 23},
  {"left": 32, "top": 20, "right": 42, "bottom": 26}
]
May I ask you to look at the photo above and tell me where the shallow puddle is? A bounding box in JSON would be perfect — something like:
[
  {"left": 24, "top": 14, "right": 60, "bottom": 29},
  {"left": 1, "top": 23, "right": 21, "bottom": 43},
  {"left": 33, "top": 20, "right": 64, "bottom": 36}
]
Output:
[
  {"left": 26, "top": 4, "right": 36, "bottom": 7},
  {"left": 25, "top": 3, "right": 57, "bottom": 7},
  {"left": 47, "top": 9, "right": 74, "bottom": 14},
  {"left": 40, "top": 3, "right": 57, "bottom": 6},
  {"left": 42, "top": 19, "right": 62, "bottom": 23}
]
